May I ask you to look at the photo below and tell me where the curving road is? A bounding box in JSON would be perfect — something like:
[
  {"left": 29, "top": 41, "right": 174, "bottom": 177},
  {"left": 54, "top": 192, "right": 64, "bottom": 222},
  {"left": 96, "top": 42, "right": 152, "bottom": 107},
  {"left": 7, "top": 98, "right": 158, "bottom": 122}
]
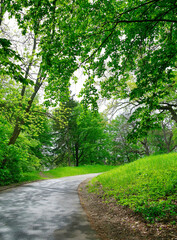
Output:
[{"left": 0, "top": 174, "right": 100, "bottom": 240}]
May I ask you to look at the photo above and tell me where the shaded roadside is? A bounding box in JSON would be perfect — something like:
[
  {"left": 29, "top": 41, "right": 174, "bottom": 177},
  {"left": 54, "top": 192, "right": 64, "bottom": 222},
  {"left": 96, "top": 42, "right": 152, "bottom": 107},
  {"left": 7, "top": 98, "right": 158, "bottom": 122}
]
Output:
[
  {"left": 0, "top": 179, "right": 44, "bottom": 193},
  {"left": 0, "top": 172, "right": 49, "bottom": 193}
]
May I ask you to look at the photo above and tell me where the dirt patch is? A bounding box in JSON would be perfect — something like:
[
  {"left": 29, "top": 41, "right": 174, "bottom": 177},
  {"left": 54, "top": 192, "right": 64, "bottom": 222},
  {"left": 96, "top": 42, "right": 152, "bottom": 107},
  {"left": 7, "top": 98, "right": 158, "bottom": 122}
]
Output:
[{"left": 78, "top": 179, "right": 177, "bottom": 240}]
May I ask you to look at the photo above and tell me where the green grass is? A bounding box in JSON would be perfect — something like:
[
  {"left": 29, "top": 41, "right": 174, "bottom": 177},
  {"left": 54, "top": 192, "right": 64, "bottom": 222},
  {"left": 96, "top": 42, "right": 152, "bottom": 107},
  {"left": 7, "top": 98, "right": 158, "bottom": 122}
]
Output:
[
  {"left": 89, "top": 153, "right": 177, "bottom": 222},
  {"left": 20, "top": 165, "right": 116, "bottom": 183},
  {"left": 20, "top": 171, "right": 44, "bottom": 182},
  {"left": 43, "top": 165, "right": 116, "bottom": 178}
]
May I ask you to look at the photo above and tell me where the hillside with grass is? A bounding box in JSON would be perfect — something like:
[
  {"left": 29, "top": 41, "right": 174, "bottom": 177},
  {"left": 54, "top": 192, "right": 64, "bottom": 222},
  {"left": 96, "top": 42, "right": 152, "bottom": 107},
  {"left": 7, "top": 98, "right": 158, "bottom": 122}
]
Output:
[{"left": 89, "top": 153, "right": 177, "bottom": 223}]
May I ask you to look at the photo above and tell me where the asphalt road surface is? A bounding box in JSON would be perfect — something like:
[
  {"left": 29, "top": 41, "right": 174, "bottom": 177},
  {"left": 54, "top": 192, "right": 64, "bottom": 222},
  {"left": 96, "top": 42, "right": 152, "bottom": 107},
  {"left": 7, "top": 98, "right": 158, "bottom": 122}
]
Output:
[{"left": 0, "top": 174, "right": 100, "bottom": 240}]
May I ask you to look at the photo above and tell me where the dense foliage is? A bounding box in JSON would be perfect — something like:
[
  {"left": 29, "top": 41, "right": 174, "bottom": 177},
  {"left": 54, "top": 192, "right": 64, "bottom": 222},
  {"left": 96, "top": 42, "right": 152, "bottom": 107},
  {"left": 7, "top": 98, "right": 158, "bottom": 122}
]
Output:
[
  {"left": 52, "top": 99, "right": 111, "bottom": 166},
  {"left": 0, "top": 0, "right": 176, "bottom": 186},
  {"left": 78, "top": 0, "right": 177, "bottom": 137}
]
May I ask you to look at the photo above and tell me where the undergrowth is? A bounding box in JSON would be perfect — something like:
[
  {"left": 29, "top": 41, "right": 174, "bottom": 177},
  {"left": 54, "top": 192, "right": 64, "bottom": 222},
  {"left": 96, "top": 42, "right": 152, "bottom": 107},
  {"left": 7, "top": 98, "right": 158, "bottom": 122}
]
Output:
[
  {"left": 20, "top": 172, "right": 44, "bottom": 182},
  {"left": 89, "top": 153, "right": 177, "bottom": 223}
]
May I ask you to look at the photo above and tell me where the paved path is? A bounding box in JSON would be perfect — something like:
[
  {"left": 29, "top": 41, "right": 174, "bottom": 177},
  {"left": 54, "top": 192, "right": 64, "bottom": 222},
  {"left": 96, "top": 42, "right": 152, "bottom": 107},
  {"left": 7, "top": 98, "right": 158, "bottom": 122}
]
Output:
[{"left": 0, "top": 174, "right": 100, "bottom": 240}]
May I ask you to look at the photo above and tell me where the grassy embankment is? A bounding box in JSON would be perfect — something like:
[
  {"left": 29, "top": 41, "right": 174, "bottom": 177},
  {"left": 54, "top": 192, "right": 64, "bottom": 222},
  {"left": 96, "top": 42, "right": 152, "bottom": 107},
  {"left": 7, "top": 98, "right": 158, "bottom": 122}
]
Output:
[
  {"left": 89, "top": 153, "right": 177, "bottom": 223},
  {"left": 20, "top": 165, "right": 116, "bottom": 182}
]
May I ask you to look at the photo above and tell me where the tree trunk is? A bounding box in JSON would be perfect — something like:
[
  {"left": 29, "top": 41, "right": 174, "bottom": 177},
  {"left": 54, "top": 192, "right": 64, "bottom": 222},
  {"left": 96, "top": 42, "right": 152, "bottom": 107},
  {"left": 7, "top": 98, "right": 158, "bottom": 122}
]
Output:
[
  {"left": 162, "top": 122, "right": 171, "bottom": 153},
  {"left": 7, "top": 36, "right": 39, "bottom": 146},
  {"left": 0, "top": 0, "right": 4, "bottom": 26},
  {"left": 67, "top": 140, "right": 71, "bottom": 166},
  {"left": 141, "top": 138, "right": 150, "bottom": 156},
  {"left": 75, "top": 142, "right": 79, "bottom": 167},
  {"left": 8, "top": 64, "right": 43, "bottom": 146},
  {"left": 8, "top": 120, "right": 23, "bottom": 145}
]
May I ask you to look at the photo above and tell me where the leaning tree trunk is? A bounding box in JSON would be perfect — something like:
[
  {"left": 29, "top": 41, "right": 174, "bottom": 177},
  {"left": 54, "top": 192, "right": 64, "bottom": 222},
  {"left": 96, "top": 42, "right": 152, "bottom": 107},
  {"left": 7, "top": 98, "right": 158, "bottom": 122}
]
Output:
[
  {"left": 1, "top": 78, "right": 43, "bottom": 168},
  {"left": 8, "top": 36, "right": 38, "bottom": 146},
  {"left": 8, "top": 120, "right": 24, "bottom": 145},
  {"left": 8, "top": 75, "right": 43, "bottom": 146}
]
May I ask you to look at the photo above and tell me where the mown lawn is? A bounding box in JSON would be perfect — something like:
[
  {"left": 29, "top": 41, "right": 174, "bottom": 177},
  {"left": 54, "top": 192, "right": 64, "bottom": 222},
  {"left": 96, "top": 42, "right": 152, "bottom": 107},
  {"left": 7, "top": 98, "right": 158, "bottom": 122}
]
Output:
[
  {"left": 43, "top": 165, "right": 116, "bottom": 178},
  {"left": 89, "top": 153, "right": 177, "bottom": 223},
  {"left": 20, "top": 165, "right": 117, "bottom": 182}
]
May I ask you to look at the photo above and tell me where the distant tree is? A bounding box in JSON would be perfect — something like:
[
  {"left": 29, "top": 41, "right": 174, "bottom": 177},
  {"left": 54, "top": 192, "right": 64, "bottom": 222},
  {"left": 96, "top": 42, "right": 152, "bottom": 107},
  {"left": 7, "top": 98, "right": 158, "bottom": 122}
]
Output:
[
  {"left": 52, "top": 99, "right": 110, "bottom": 166},
  {"left": 107, "top": 114, "right": 177, "bottom": 164},
  {"left": 108, "top": 115, "right": 146, "bottom": 163},
  {"left": 147, "top": 119, "right": 177, "bottom": 154}
]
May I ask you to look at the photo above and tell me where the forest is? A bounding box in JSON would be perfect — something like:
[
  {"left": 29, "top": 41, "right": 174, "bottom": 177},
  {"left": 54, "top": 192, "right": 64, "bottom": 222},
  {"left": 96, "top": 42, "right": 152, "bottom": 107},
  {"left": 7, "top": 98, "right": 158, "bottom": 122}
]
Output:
[{"left": 0, "top": 0, "right": 176, "bottom": 186}]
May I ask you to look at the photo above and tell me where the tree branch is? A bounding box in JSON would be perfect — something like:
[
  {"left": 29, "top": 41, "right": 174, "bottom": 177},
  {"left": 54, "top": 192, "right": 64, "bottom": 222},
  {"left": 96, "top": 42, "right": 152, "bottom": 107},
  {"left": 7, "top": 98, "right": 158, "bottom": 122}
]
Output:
[
  {"left": 114, "top": 19, "right": 177, "bottom": 23},
  {"left": 21, "top": 36, "right": 37, "bottom": 97},
  {"left": 79, "top": 0, "right": 176, "bottom": 67}
]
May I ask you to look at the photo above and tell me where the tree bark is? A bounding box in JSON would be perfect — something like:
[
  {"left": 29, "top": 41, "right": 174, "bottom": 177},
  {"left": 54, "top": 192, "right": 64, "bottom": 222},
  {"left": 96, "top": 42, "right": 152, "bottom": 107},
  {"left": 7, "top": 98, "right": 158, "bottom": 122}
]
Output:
[
  {"left": 75, "top": 142, "right": 79, "bottom": 167},
  {"left": 162, "top": 122, "right": 171, "bottom": 153},
  {"left": 0, "top": 0, "right": 4, "bottom": 26},
  {"left": 8, "top": 120, "right": 23, "bottom": 145},
  {"left": 141, "top": 138, "right": 150, "bottom": 156},
  {"left": 7, "top": 36, "right": 39, "bottom": 146},
  {"left": 8, "top": 69, "right": 43, "bottom": 146}
]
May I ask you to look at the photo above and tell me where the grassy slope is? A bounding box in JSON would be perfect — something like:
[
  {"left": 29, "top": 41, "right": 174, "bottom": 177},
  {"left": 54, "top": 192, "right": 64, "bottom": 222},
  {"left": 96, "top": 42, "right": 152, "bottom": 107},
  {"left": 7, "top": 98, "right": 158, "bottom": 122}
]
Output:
[
  {"left": 89, "top": 153, "right": 177, "bottom": 222},
  {"left": 20, "top": 165, "right": 116, "bottom": 182}
]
